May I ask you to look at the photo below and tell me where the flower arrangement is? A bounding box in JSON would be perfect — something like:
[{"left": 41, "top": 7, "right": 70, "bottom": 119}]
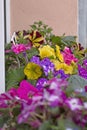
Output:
[{"left": 0, "top": 21, "right": 87, "bottom": 130}]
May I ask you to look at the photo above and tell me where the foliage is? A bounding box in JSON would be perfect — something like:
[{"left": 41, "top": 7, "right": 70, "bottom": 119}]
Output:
[{"left": 1, "top": 21, "right": 87, "bottom": 130}]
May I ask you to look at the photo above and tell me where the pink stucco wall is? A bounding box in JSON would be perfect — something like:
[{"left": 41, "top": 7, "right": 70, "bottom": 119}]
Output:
[{"left": 10, "top": 0, "right": 78, "bottom": 36}]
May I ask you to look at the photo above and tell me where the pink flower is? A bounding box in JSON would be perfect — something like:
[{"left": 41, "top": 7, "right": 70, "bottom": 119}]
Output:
[
  {"left": 62, "top": 47, "right": 78, "bottom": 65},
  {"left": 11, "top": 44, "right": 27, "bottom": 54},
  {"left": 17, "top": 80, "right": 42, "bottom": 100}
]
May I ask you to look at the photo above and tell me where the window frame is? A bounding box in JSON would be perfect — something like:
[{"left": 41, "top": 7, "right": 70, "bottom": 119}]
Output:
[
  {"left": 0, "top": 0, "right": 5, "bottom": 93},
  {"left": 78, "top": 0, "right": 87, "bottom": 48}
]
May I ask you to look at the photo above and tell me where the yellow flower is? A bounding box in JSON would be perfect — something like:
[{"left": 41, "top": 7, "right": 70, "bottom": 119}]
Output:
[
  {"left": 24, "top": 62, "right": 42, "bottom": 79},
  {"left": 56, "top": 45, "right": 64, "bottom": 62},
  {"left": 60, "top": 63, "right": 73, "bottom": 74},
  {"left": 39, "top": 45, "right": 56, "bottom": 59},
  {"left": 52, "top": 59, "right": 73, "bottom": 74}
]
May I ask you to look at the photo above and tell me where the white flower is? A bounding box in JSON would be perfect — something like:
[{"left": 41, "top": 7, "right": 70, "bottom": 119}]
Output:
[{"left": 65, "top": 98, "right": 83, "bottom": 111}]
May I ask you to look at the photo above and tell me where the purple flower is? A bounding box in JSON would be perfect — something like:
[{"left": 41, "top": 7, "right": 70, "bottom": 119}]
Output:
[
  {"left": 54, "top": 69, "right": 69, "bottom": 79},
  {"left": 40, "top": 58, "right": 54, "bottom": 76},
  {"left": 30, "top": 56, "right": 41, "bottom": 65},
  {"left": 43, "top": 78, "right": 67, "bottom": 107},
  {"left": 36, "top": 78, "right": 48, "bottom": 90},
  {"left": 73, "top": 113, "right": 87, "bottom": 127},
  {"left": 18, "top": 94, "right": 43, "bottom": 124},
  {"left": 83, "top": 59, "right": 87, "bottom": 68},
  {"left": 78, "top": 64, "right": 87, "bottom": 79}
]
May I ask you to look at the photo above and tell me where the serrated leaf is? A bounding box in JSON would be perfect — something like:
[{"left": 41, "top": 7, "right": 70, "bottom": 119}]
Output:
[{"left": 6, "top": 67, "right": 25, "bottom": 90}]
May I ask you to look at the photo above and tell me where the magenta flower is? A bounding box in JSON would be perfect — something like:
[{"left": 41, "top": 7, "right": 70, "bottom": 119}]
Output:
[
  {"left": 85, "top": 86, "right": 87, "bottom": 92},
  {"left": 17, "top": 80, "right": 42, "bottom": 100},
  {"left": 8, "top": 88, "right": 18, "bottom": 97},
  {"left": 0, "top": 88, "right": 18, "bottom": 108},
  {"left": 11, "top": 44, "right": 27, "bottom": 54},
  {"left": 62, "top": 47, "right": 78, "bottom": 65},
  {"left": 73, "top": 113, "right": 87, "bottom": 127}
]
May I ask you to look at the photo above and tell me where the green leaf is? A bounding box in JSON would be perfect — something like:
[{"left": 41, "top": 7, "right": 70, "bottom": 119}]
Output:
[
  {"left": 27, "top": 47, "right": 39, "bottom": 60},
  {"left": 47, "top": 28, "right": 53, "bottom": 33},
  {"left": 12, "top": 105, "right": 21, "bottom": 117},
  {"left": 68, "top": 75, "right": 87, "bottom": 91},
  {"left": 16, "top": 124, "right": 31, "bottom": 130},
  {"left": 39, "top": 121, "right": 51, "bottom": 130},
  {"left": 61, "top": 36, "right": 77, "bottom": 47},
  {"left": 52, "top": 36, "right": 61, "bottom": 44},
  {"left": 0, "top": 113, "right": 10, "bottom": 127},
  {"left": 64, "top": 118, "right": 82, "bottom": 130},
  {"left": 30, "top": 25, "right": 37, "bottom": 30},
  {"left": 57, "top": 117, "right": 66, "bottom": 130},
  {"left": 6, "top": 67, "right": 25, "bottom": 90},
  {"left": 27, "top": 79, "right": 37, "bottom": 86}
]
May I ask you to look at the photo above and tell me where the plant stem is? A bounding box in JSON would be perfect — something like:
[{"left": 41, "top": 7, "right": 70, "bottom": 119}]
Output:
[{"left": 16, "top": 56, "right": 20, "bottom": 68}]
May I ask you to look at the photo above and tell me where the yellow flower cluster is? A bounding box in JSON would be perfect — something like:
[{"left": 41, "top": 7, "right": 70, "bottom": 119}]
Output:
[
  {"left": 39, "top": 45, "right": 75, "bottom": 74},
  {"left": 24, "top": 45, "right": 77, "bottom": 80}
]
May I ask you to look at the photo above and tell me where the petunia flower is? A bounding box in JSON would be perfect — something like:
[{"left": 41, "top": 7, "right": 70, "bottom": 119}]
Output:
[
  {"left": 54, "top": 69, "right": 69, "bottom": 79},
  {"left": 36, "top": 78, "right": 48, "bottom": 90},
  {"left": 78, "top": 64, "right": 87, "bottom": 79},
  {"left": 83, "top": 59, "right": 87, "bottom": 68},
  {"left": 11, "top": 43, "right": 27, "bottom": 54},
  {"left": 24, "top": 62, "right": 42, "bottom": 80},
  {"left": 40, "top": 58, "right": 54, "bottom": 76},
  {"left": 62, "top": 47, "right": 78, "bottom": 65},
  {"left": 65, "top": 98, "right": 83, "bottom": 111},
  {"left": 52, "top": 60, "right": 73, "bottom": 74},
  {"left": 17, "top": 80, "right": 42, "bottom": 100},
  {"left": 28, "top": 31, "right": 44, "bottom": 47},
  {"left": 30, "top": 56, "right": 41, "bottom": 65},
  {"left": 39, "top": 45, "right": 56, "bottom": 59},
  {"left": 56, "top": 45, "right": 64, "bottom": 62}
]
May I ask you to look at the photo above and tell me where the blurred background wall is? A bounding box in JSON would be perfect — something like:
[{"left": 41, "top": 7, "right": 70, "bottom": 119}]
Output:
[{"left": 10, "top": 0, "right": 78, "bottom": 36}]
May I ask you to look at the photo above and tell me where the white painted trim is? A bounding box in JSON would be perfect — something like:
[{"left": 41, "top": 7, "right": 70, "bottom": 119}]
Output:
[
  {"left": 6, "top": 0, "right": 10, "bottom": 43},
  {"left": 0, "top": 0, "right": 5, "bottom": 93},
  {"left": 78, "top": 0, "right": 87, "bottom": 48}
]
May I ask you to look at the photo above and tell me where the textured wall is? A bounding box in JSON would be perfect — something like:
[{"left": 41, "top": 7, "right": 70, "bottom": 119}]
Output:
[{"left": 10, "top": 0, "right": 78, "bottom": 36}]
